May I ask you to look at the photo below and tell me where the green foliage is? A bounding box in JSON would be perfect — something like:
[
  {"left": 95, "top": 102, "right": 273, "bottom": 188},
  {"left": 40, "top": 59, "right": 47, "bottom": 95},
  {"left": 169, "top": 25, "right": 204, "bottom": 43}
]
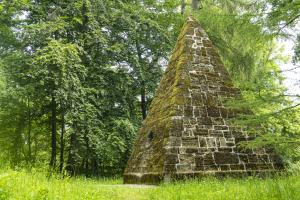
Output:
[{"left": 229, "top": 85, "right": 300, "bottom": 162}]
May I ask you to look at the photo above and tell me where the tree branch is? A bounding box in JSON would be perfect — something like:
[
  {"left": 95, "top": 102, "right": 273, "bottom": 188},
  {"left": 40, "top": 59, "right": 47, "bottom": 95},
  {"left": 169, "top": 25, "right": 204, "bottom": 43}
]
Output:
[
  {"left": 277, "top": 65, "right": 300, "bottom": 73},
  {"left": 276, "top": 14, "right": 300, "bottom": 35}
]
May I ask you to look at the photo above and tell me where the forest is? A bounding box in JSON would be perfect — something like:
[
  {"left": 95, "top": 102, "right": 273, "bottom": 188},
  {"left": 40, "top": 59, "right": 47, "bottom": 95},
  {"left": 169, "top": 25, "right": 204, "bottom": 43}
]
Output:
[{"left": 0, "top": 0, "right": 300, "bottom": 199}]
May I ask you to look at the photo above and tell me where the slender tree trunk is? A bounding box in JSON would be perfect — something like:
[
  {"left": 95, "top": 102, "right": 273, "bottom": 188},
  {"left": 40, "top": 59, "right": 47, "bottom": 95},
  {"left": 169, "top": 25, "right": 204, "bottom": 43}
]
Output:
[
  {"left": 92, "top": 158, "right": 98, "bottom": 177},
  {"left": 135, "top": 39, "right": 147, "bottom": 119},
  {"left": 181, "top": 0, "right": 186, "bottom": 15},
  {"left": 27, "top": 99, "right": 32, "bottom": 163},
  {"left": 192, "top": 0, "right": 200, "bottom": 11},
  {"left": 12, "top": 116, "right": 26, "bottom": 166},
  {"left": 59, "top": 102, "right": 65, "bottom": 173},
  {"left": 140, "top": 81, "right": 147, "bottom": 119},
  {"left": 50, "top": 93, "right": 57, "bottom": 168},
  {"left": 85, "top": 157, "right": 89, "bottom": 177},
  {"left": 33, "top": 131, "right": 38, "bottom": 163},
  {"left": 66, "top": 122, "right": 77, "bottom": 176},
  {"left": 84, "top": 116, "right": 90, "bottom": 177}
]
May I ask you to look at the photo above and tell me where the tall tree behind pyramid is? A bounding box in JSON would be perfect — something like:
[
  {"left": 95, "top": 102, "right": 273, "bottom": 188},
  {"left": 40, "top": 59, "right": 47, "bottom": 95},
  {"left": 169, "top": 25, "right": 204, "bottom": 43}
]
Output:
[{"left": 124, "top": 17, "right": 283, "bottom": 184}]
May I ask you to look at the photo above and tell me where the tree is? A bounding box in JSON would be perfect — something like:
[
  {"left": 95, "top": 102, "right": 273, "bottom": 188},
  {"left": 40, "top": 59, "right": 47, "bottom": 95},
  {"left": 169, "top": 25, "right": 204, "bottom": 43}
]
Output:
[
  {"left": 29, "top": 40, "right": 85, "bottom": 168},
  {"left": 107, "top": 1, "right": 183, "bottom": 119}
]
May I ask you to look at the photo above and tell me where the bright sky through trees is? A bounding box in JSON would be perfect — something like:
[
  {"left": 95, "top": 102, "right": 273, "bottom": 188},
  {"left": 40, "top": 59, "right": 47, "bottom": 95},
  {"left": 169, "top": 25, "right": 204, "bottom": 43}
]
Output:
[{"left": 279, "top": 20, "right": 300, "bottom": 97}]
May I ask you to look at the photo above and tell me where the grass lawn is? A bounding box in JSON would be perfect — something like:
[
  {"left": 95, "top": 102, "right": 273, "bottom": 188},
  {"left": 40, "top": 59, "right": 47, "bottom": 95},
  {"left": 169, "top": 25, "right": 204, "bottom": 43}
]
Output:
[{"left": 0, "top": 170, "right": 299, "bottom": 200}]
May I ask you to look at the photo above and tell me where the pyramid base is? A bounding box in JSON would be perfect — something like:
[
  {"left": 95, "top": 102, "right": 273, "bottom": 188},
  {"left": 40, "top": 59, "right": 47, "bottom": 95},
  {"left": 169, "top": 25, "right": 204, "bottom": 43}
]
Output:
[{"left": 123, "top": 170, "right": 283, "bottom": 185}]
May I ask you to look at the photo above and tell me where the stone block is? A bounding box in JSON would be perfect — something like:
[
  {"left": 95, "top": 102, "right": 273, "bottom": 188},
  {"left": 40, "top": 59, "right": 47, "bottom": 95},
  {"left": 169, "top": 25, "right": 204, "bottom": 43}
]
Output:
[
  {"left": 235, "top": 137, "right": 247, "bottom": 144},
  {"left": 165, "top": 154, "right": 179, "bottom": 165},
  {"left": 186, "top": 148, "right": 199, "bottom": 154},
  {"left": 231, "top": 130, "right": 244, "bottom": 137},
  {"left": 209, "top": 130, "right": 224, "bottom": 136},
  {"left": 248, "top": 155, "right": 258, "bottom": 163},
  {"left": 165, "top": 147, "right": 179, "bottom": 154},
  {"left": 214, "top": 152, "right": 239, "bottom": 164},
  {"left": 184, "top": 97, "right": 192, "bottom": 105},
  {"left": 177, "top": 164, "right": 192, "bottom": 172},
  {"left": 182, "top": 130, "right": 192, "bottom": 137},
  {"left": 236, "top": 147, "right": 253, "bottom": 154},
  {"left": 245, "top": 163, "right": 258, "bottom": 170},
  {"left": 238, "top": 154, "right": 248, "bottom": 163},
  {"left": 173, "top": 106, "right": 183, "bottom": 116},
  {"left": 197, "top": 117, "right": 213, "bottom": 125},
  {"left": 182, "top": 137, "right": 199, "bottom": 147},
  {"left": 179, "top": 154, "right": 194, "bottom": 164},
  {"left": 214, "top": 125, "right": 229, "bottom": 131},
  {"left": 184, "top": 106, "right": 193, "bottom": 117},
  {"left": 218, "top": 147, "right": 232, "bottom": 153},
  {"left": 223, "top": 131, "right": 232, "bottom": 137},
  {"left": 204, "top": 165, "right": 219, "bottom": 171},
  {"left": 230, "top": 164, "right": 245, "bottom": 171},
  {"left": 219, "top": 165, "right": 230, "bottom": 171},
  {"left": 219, "top": 137, "right": 227, "bottom": 147},
  {"left": 190, "top": 118, "right": 197, "bottom": 125},
  {"left": 179, "top": 147, "right": 186, "bottom": 154},
  {"left": 203, "top": 153, "right": 215, "bottom": 165},
  {"left": 168, "top": 137, "right": 181, "bottom": 147},
  {"left": 199, "top": 137, "right": 207, "bottom": 147},
  {"left": 191, "top": 93, "right": 203, "bottom": 106},
  {"left": 206, "top": 94, "right": 218, "bottom": 106},
  {"left": 164, "top": 164, "right": 176, "bottom": 173},
  {"left": 194, "top": 165, "right": 204, "bottom": 171},
  {"left": 207, "top": 106, "right": 220, "bottom": 117},
  {"left": 169, "top": 131, "right": 182, "bottom": 137},
  {"left": 212, "top": 117, "right": 225, "bottom": 125},
  {"left": 257, "top": 155, "right": 270, "bottom": 163},
  {"left": 199, "top": 148, "right": 209, "bottom": 153},
  {"left": 220, "top": 107, "right": 228, "bottom": 118},
  {"left": 194, "top": 128, "right": 209, "bottom": 136},
  {"left": 203, "top": 39, "right": 213, "bottom": 47},
  {"left": 253, "top": 148, "right": 266, "bottom": 155},
  {"left": 183, "top": 117, "right": 190, "bottom": 125},
  {"left": 256, "top": 164, "right": 272, "bottom": 170},
  {"left": 206, "top": 137, "right": 217, "bottom": 148},
  {"left": 195, "top": 156, "right": 204, "bottom": 166}
]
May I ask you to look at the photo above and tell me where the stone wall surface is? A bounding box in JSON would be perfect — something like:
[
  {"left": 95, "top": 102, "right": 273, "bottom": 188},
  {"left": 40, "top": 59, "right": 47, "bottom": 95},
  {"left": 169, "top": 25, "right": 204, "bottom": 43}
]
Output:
[{"left": 124, "top": 17, "right": 283, "bottom": 185}]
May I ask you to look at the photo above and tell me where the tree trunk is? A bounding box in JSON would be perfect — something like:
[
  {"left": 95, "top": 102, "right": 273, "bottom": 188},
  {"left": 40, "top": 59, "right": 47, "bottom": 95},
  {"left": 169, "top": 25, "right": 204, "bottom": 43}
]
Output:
[
  {"left": 135, "top": 39, "right": 147, "bottom": 119},
  {"left": 50, "top": 93, "right": 57, "bottom": 168},
  {"left": 33, "top": 131, "right": 38, "bottom": 163},
  {"left": 12, "top": 115, "right": 26, "bottom": 166},
  {"left": 192, "top": 0, "right": 200, "bottom": 10},
  {"left": 84, "top": 116, "right": 90, "bottom": 177},
  {"left": 181, "top": 0, "right": 186, "bottom": 15},
  {"left": 27, "top": 99, "right": 32, "bottom": 163},
  {"left": 140, "top": 81, "right": 147, "bottom": 119},
  {"left": 66, "top": 122, "right": 77, "bottom": 176},
  {"left": 59, "top": 102, "right": 65, "bottom": 173}
]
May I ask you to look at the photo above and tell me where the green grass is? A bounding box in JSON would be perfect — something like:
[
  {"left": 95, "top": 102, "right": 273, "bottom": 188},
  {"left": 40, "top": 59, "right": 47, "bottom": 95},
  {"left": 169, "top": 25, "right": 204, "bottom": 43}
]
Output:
[{"left": 0, "top": 170, "right": 299, "bottom": 200}]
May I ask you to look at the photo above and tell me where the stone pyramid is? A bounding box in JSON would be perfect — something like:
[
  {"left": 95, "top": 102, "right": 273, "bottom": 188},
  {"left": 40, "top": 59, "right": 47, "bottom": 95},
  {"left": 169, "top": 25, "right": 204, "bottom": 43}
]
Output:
[{"left": 124, "top": 17, "right": 283, "bottom": 184}]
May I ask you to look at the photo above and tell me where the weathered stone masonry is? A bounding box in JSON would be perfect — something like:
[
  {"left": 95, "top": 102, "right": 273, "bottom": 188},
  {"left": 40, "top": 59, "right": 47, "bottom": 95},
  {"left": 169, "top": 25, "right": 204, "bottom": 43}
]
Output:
[{"left": 124, "top": 17, "right": 283, "bottom": 184}]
